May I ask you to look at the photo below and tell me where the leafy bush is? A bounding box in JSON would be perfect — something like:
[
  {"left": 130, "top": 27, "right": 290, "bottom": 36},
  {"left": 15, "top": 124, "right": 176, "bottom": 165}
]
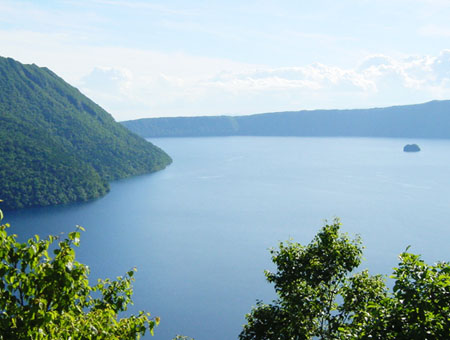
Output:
[
  {"left": 0, "top": 209, "right": 158, "bottom": 339},
  {"left": 240, "top": 219, "right": 450, "bottom": 340}
]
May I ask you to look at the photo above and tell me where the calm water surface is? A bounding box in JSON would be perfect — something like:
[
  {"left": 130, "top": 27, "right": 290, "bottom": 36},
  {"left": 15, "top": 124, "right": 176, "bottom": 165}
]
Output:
[{"left": 7, "top": 137, "right": 450, "bottom": 340}]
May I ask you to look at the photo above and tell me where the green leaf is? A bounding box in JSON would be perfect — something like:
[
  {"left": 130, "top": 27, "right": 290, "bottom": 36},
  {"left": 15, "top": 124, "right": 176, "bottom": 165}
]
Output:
[{"left": 0, "top": 211, "right": 159, "bottom": 339}]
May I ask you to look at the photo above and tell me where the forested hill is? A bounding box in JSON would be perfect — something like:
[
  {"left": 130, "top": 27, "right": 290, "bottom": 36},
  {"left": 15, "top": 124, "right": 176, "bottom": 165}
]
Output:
[
  {"left": 121, "top": 100, "right": 450, "bottom": 138},
  {"left": 0, "top": 56, "right": 172, "bottom": 210}
]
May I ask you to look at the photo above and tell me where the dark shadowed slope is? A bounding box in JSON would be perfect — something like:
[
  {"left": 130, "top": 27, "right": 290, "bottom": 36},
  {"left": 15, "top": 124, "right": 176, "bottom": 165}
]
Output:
[
  {"left": 122, "top": 100, "right": 450, "bottom": 138},
  {"left": 0, "top": 56, "right": 171, "bottom": 210}
]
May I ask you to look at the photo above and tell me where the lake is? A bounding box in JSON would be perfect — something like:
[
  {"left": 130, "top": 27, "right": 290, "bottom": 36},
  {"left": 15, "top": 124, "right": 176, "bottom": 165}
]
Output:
[{"left": 6, "top": 136, "right": 450, "bottom": 340}]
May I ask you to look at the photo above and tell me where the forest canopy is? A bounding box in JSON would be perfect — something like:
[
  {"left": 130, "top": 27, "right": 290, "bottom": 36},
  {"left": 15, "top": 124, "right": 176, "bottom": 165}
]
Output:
[{"left": 0, "top": 56, "right": 171, "bottom": 210}]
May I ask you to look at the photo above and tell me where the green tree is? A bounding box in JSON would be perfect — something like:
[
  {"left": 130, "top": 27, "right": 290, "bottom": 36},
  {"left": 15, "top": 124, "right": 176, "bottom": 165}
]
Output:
[
  {"left": 240, "top": 219, "right": 382, "bottom": 340},
  {"left": 240, "top": 219, "right": 450, "bottom": 340},
  {"left": 369, "top": 251, "right": 450, "bottom": 339},
  {"left": 0, "top": 209, "right": 159, "bottom": 339}
]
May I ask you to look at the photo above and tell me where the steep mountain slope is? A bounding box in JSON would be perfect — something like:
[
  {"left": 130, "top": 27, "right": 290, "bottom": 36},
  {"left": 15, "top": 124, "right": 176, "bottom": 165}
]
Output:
[
  {"left": 121, "top": 100, "right": 450, "bottom": 138},
  {"left": 0, "top": 57, "right": 171, "bottom": 210}
]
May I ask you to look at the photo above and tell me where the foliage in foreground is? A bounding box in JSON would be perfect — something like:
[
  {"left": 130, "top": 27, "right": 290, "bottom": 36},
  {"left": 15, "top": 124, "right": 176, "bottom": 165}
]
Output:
[
  {"left": 0, "top": 211, "right": 159, "bottom": 339},
  {"left": 240, "top": 219, "right": 450, "bottom": 340}
]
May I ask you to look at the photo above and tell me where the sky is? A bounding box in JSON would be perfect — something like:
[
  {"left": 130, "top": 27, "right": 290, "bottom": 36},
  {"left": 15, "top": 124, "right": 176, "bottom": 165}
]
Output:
[{"left": 1, "top": 0, "right": 450, "bottom": 121}]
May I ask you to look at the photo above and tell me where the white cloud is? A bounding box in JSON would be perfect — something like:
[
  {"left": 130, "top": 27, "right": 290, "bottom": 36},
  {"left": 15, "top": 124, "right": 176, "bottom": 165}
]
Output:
[
  {"left": 3, "top": 27, "right": 450, "bottom": 119},
  {"left": 81, "top": 67, "right": 132, "bottom": 94},
  {"left": 146, "top": 51, "right": 450, "bottom": 115}
]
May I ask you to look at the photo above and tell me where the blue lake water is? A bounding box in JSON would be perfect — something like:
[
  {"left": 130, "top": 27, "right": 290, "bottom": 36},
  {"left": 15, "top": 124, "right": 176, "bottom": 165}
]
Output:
[{"left": 6, "top": 136, "right": 450, "bottom": 340}]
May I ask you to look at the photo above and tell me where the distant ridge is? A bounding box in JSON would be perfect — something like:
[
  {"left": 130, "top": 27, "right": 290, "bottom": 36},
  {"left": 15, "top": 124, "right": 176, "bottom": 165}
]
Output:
[
  {"left": 0, "top": 57, "right": 171, "bottom": 210},
  {"left": 121, "top": 100, "right": 450, "bottom": 139}
]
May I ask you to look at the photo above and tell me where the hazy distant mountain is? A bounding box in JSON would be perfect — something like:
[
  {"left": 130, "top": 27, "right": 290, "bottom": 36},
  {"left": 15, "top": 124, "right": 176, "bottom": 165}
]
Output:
[
  {"left": 121, "top": 100, "right": 450, "bottom": 139},
  {"left": 0, "top": 57, "right": 171, "bottom": 210}
]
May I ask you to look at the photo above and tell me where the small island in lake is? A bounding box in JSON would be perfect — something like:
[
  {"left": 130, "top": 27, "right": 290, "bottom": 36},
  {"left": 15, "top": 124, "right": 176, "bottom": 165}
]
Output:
[{"left": 403, "top": 144, "right": 421, "bottom": 152}]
